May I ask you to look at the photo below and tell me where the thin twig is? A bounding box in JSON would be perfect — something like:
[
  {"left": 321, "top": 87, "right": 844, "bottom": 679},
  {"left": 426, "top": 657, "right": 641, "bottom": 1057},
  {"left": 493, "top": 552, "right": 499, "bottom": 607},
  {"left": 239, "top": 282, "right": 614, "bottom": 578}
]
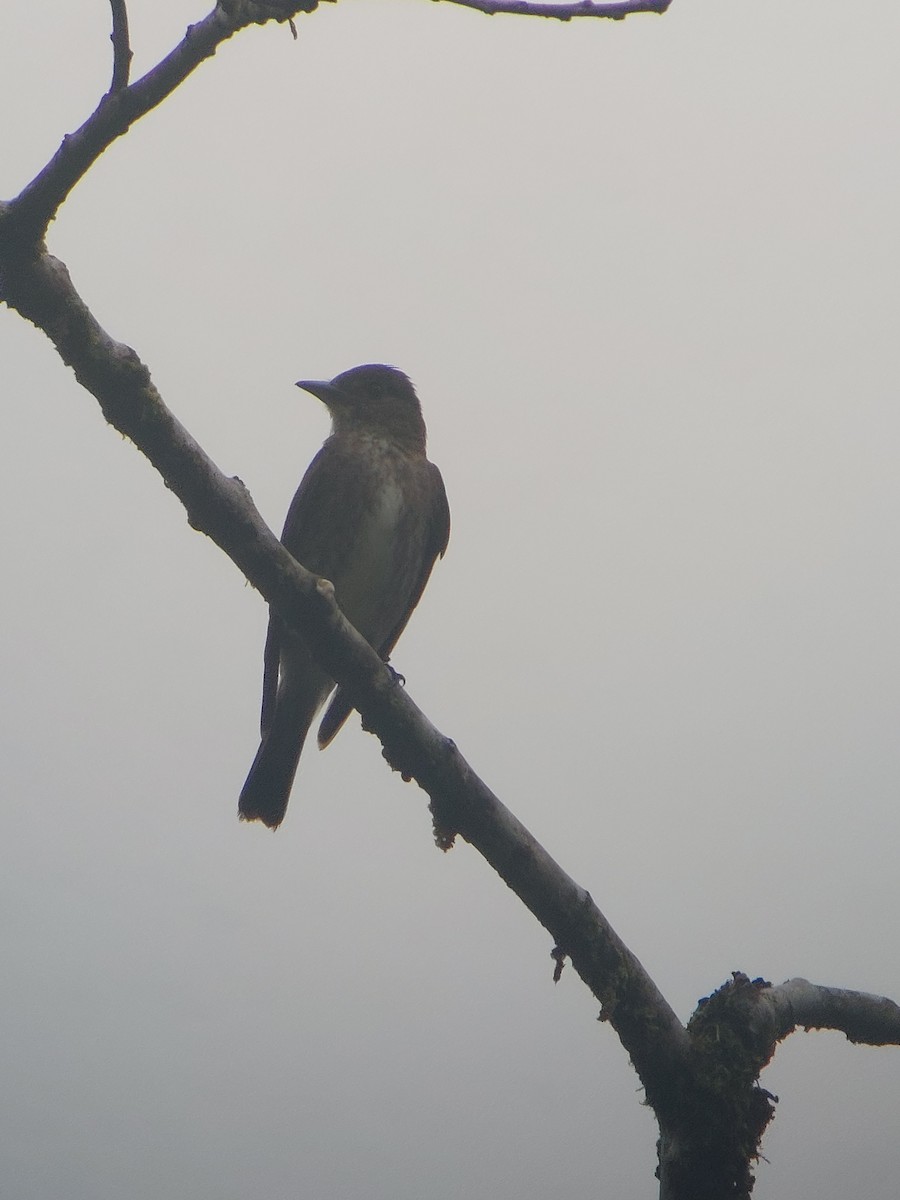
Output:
[
  {"left": 432, "top": 0, "right": 671, "bottom": 21},
  {"left": 6, "top": 3, "right": 318, "bottom": 240},
  {"left": 109, "top": 0, "right": 132, "bottom": 92}
]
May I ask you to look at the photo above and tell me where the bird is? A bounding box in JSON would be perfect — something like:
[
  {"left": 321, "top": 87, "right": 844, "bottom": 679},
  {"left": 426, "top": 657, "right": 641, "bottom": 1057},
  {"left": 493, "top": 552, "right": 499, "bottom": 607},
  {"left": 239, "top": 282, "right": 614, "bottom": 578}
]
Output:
[{"left": 238, "top": 364, "right": 450, "bottom": 829}]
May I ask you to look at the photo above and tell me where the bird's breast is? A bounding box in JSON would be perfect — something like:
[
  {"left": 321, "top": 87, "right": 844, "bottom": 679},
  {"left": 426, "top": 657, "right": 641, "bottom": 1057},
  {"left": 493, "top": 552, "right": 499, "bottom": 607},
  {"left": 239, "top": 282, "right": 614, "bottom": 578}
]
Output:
[
  {"left": 348, "top": 474, "right": 405, "bottom": 589},
  {"left": 330, "top": 447, "right": 425, "bottom": 647}
]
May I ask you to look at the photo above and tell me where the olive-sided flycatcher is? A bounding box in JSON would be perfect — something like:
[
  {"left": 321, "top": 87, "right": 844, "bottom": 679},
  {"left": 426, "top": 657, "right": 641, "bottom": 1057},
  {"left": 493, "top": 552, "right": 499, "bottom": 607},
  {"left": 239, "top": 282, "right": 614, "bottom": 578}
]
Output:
[{"left": 239, "top": 364, "right": 450, "bottom": 829}]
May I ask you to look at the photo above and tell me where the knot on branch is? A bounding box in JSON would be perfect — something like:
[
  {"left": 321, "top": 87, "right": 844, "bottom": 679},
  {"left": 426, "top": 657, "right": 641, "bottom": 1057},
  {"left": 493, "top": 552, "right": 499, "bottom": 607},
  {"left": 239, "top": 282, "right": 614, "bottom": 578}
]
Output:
[
  {"left": 658, "top": 973, "right": 780, "bottom": 1197},
  {"left": 690, "top": 972, "right": 779, "bottom": 1078}
]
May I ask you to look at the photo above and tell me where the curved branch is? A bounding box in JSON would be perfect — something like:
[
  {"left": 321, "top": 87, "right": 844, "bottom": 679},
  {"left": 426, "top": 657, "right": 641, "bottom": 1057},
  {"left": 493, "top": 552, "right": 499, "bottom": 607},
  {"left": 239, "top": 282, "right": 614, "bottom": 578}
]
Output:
[
  {"left": 655, "top": 971, "right": 900, "bottom": 1199},
  {"left": 6, "top": 2, "right": 319, "bottom": 239},
  {"left": 109, "top": 1, "right": 133, "bottom": 93},
  {"left": 432, "top": 0, "right": 671, "bottom": 20},
  {"left": 768, "top": 977, "right": 900, "bottom": 1046}
]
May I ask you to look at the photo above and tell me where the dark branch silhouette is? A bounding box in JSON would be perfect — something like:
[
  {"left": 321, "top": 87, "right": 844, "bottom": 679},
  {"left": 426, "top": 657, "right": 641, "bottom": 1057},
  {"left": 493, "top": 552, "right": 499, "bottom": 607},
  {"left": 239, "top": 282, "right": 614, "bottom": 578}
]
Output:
[
  {"left": 769, "top": 978, "right": 900, "bottom": 1044},
  {"left": 109, "top": 1, "right": 133, "bottom": 92},
  {"left": 434, "top": 0, "right": 670, "bottom": 19},
  {"left": 0, "top": 240, "right": 691, "bottom": 1112},
  {"left": 1, "top": 5, "right": 896, "bottom": 1197},
  {"left": 8, "top": 2, "right": 319, "bottom": 241}
]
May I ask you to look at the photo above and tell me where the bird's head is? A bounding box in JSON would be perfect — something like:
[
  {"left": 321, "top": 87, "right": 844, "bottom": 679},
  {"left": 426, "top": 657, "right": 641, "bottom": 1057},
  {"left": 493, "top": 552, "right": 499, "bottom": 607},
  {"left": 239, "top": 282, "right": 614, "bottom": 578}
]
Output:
[{"left": 296, "top": 364, "right": 427, "bottom": 452}]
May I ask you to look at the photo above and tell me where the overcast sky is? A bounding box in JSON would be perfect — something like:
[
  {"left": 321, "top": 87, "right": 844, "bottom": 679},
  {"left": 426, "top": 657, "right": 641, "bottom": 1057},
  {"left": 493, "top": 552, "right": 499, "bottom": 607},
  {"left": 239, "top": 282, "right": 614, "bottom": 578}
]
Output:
[{"left": 2, "top": 2, "right": 899, "bottom": 1197}]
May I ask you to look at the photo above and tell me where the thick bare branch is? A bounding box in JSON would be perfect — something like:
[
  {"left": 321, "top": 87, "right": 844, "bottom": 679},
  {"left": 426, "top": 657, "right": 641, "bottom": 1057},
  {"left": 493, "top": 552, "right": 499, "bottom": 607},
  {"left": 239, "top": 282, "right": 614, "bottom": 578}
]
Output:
[
  {"left": 109, "top": 1, "right": 133, "bottom": 93},
  {"left": 0, "top": 242, "right": 691, "bottom": 1114},
  {"left": 655, "top": 972, "right": 899, "bottom": 1198},
  {"left": 0, "top": 0, "right": 691, "bottom": 1110},
  {"left": 654, "top": 971, "right": 900, "bottom": 1196},
  {"left": 768, "top": 977, "right": 900, "bottom": 1046},
  {"left": 433, "top": 0, "right": 671, "bottom": 21}
]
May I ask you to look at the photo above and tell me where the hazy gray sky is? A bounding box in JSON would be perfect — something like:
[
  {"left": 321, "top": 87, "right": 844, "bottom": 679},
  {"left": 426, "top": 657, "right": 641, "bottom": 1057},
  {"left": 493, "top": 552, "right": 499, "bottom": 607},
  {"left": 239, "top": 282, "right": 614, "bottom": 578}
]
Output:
[{"left": 2, "top": 2, "right": 899, "bottom": 1197}]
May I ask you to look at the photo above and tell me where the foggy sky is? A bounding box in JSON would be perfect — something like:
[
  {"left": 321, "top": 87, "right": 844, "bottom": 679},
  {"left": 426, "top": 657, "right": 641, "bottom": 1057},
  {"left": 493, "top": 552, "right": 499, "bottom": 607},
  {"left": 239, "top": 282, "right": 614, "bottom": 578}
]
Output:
[{"left": 1, "top": 2, "right": 898, "bottom": 1197}]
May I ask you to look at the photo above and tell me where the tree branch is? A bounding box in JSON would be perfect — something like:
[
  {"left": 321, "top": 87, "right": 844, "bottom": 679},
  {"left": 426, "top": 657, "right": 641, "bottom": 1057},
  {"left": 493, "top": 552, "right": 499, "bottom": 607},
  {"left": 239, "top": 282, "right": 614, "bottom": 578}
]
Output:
[
  {"left": 6, "top": 2, "right": 319, "bottom": 241},
  {"left": 1, "top": 0, "right": 692, "bottom": 1117},
  {"left": 109, "top": 1, "right": 133, "bottom": 93},
  {"left": 3, "top": 8, "right": 896, "bottom": 1195},
  {"left": 432, "top": 0, "right": 671, "bottom": 21},
  {"left": 768, "top": 977, "right": 900, "bottom": 1046},
  {"left": 0, "top": 241, "right": 691, "bottom": 1116},
  {"left": 657, "top": 972, "right": 899, "bottom": 1199}
]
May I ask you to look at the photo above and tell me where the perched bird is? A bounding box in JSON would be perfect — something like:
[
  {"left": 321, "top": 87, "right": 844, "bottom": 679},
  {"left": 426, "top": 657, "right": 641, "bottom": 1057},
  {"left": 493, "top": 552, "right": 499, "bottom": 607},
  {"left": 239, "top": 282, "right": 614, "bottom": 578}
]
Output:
[{"left": 239, "top": 364, "right": 450, "bottom": 829}]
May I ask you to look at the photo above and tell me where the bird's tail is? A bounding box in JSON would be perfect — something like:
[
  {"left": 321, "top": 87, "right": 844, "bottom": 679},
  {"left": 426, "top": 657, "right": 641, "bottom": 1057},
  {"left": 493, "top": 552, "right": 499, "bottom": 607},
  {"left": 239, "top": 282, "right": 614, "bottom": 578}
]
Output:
[{"left": 238, "top": 692, "right": 314, "bottom": 830}]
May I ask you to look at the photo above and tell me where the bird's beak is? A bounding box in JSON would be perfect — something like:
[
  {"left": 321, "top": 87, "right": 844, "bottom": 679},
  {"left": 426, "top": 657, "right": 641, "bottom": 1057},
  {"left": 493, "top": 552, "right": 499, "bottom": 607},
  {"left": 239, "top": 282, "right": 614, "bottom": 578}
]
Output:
[{"left": 295, "top": 379, "right": 334, "bottom": 404}]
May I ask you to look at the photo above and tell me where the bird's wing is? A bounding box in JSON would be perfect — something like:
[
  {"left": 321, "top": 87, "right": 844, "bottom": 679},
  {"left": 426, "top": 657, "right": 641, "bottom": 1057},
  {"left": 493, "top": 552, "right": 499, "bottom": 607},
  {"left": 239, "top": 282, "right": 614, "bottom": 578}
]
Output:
[
  {"left": 259, "top": 615, "right": 282, "bottom": 737},
  {"left": 279, "top": 440, "right": 350, "bottom": 565},
  {"left": 258, "top": 442, "right": 348, "bottom": 737},
  {"left": 377, "top": 461, "right": 450, "bottom": 659},
  {"left": 317, "top": 463, "right": 450, "bottom": 749}
]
